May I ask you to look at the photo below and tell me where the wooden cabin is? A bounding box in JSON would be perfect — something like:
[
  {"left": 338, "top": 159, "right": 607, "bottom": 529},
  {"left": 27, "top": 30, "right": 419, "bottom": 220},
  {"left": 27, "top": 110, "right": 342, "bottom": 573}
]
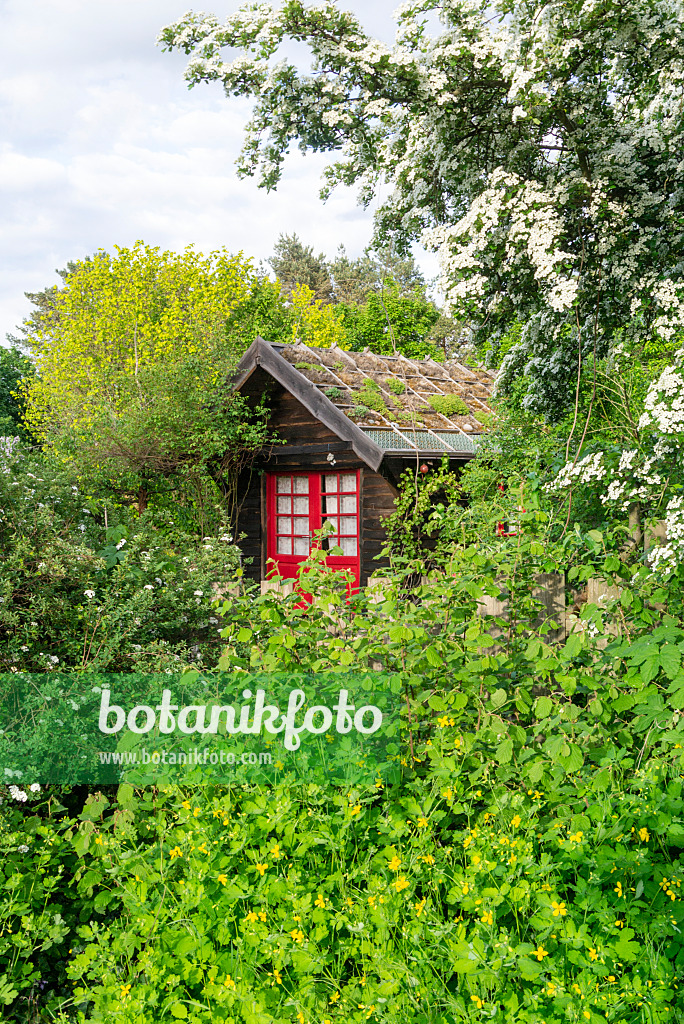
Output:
[{"left": 231, "top": 338, "right": 495, "bottom": 590}]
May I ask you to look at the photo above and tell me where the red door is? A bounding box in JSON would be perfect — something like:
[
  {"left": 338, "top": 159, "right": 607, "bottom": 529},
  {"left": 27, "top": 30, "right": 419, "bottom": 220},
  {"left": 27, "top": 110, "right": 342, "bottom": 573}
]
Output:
[{"left": 266, "top": 470, "right": 361, "bottom": 593}]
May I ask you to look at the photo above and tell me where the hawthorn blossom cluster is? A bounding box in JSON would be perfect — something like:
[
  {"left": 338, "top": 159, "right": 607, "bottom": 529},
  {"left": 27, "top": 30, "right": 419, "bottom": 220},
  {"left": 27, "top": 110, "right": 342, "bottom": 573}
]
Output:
[
  {"left": 648, "top": 497, "right": 684, "bottom": 573},
  {"left": 546, "top": 453, "right": 606, "bottom": 493}
]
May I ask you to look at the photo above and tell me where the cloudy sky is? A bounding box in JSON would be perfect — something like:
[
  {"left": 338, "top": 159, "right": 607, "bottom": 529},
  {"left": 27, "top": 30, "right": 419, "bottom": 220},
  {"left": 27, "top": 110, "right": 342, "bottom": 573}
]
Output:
[{"left": 0, "top": 0, "right": 437, "bottom": 345}]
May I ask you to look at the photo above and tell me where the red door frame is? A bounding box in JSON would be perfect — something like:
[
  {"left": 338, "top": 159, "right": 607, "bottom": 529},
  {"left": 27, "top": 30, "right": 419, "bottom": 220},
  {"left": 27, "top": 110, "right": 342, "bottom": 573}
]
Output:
[{"left": 265, "top": 470, "right": 361, "bottom": 592}]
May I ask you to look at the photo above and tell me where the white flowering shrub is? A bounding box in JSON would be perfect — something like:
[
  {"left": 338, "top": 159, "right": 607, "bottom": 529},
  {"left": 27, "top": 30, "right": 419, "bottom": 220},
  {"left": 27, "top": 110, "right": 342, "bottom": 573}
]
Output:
[
  {"left": 160, "top": 0, "right": 684, "bottom": 416},
  {"left": 0, "top": 446, "right": 245, "bottom": 672}
]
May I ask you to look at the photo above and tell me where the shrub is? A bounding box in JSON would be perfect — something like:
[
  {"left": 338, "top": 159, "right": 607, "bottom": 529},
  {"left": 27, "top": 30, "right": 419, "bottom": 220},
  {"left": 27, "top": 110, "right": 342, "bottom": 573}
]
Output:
[
  {"left": 428, "top": 393, "right": 470, "bottom": 416},
  {"left": 386, "top": 377, "right": 406, "bottom": 395},
  {"left": 354, "top": 386, "right": 388, "bottom": 415}
]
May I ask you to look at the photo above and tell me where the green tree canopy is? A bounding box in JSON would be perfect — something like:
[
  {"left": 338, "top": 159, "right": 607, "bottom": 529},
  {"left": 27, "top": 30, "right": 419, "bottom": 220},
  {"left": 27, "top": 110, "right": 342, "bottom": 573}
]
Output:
[
  {"left": 0, "top": 345, "right": 32, "bottom": 437},
  {"left": 20, "top": 242, "right": 282, "bottom": 526},
  {"left": 337, "top": 284, "right": 441, "bottom": 359},
  {"left": 269, "top": 233, "right": 333, "bottom": 303}
]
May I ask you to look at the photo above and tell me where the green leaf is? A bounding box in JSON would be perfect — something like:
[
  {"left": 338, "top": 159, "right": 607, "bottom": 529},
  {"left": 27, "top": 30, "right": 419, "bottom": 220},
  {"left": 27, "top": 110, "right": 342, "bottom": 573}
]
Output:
[
  {"left": 428, "top": 694, "right": 448, "bottom": 712},
  {"left": 490, "top": 688, "right": 507, "bottom": 710},
  {"left": 660, "top": 646, "right": 681, "bottom": 679},
  {"left": 564, "top": 633, "right": 583, "bottom": 658},
  {"left": 425, "top": 645, "right": 442, "bottom": 667},
  {"left": 518, "top": 958, "right": 543, "bottom": 980},
  {"left": 452, "top": 959, "right": 476, "bottom": 974},
  {"left": 237, "top": 627, "right": 253, "bottom": 642},
  {"left": 168, "top": 1003, "right": 188, "bottom": 1019},
  {"left": 558, "top": 743, "right": 583, "bottom": 773},
  {"left": 496, "top": 737, "right": 513, "bottom": 764},
  {"left": 535, "top": 696, "right": 553, "bottom": 719},
  {"left": 641, "top": 655, "right": 660, "bottom": 684},
  {"left": 612, "top": 694, "right": 635, "bottom": 712}
]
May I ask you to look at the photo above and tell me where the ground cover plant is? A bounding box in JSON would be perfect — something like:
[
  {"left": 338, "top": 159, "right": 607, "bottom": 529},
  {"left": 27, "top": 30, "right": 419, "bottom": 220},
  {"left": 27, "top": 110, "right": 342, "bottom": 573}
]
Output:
[{"left": 3, "top": 501, "right": 684, "bottom": 1024}]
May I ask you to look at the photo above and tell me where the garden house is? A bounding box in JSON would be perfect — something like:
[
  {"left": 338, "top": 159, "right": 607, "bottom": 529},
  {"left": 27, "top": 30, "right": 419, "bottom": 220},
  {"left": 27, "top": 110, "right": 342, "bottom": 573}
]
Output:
[{"left": 231, "top": 337, "right": 495, "bottom": 590}]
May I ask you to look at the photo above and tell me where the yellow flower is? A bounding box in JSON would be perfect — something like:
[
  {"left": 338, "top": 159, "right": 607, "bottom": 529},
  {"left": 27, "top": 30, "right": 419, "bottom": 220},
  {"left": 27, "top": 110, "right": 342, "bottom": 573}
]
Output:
[
  {"left": 224, "top": 975, "right": 235, "bottom": 989},
  {"left": 417, "top": 817, "right": 429, "bottom": 828},
  {"left": 212, "top": 808, "right": 222, "bottom": 818},
  {"left": 368, "top": 895, "right": 376, "bottom": 907},
  {"left": 254, "top": 863, "right": 268, "bottom": 876},
  {"left": 388, "top": 855, "right": 401, "bottom": 871},
  {"left": 481, "top": 910, "right": 493, "bottom": 925},
  {"left": 534, "top": 945, "right": 549, "bottom": 961},
  {"left": 638, "top": 827, "right": 650, "bottom": 842},
  {"left": 270, "top": 843, "right": 281, "bottom": 859},
  {"left": 259, "top": 910, "right": 267, "bottom": 921},
  {"left": 315, "top": 894, "right": 326, "bottom": 908},
  {"left": 568, "top": 831, "right": 583, "bottom": 844},
  {"left": 421, "top": 854, "right": 435, "bottom": 865},
  {"left": 297, "top": 1013, "right": 305, "bottom": 1024},
  {"left": 120, "top": 984, "right": 131, "bottom": 999},
  {"left": 181, "top": 800, "right": 190, "bottom": 810},
  {"left": 330, "top": 992, "right": 340, "bottom": 1003},
  {"left": 246, "top": 911, "right": 258, "bottom": 923},
  {"left": 608, "top": 975, "right": 616, "bottom": 983},
  {"left": 551, "top": 901, "right": 567, "bottom": 917},
  {"left": 217, "top": 874, "right": 228, "bottom": 886},
  {"left": 462, "top": 883, "right": 470, "bottom": 895},
  {"left": 614, "top": 881, "right": 623, "bottom": 898},
  {"left": 583, "top": 1012, "right": 590, "bottom": 1020},
  {"left": 349, "top": 804, "right": 361, "bottom": 816},
  {"left": 443, "top": 787, "right": 453, "bottom": 800},
  {"left": 393, "top": 876, "right": 409, "bottom": 892},
  {"left": 588, "top": 948, "right": 598, "bottom": 961},
  {"left": 290, "top": 928, "right": 305, "bottom": 944},
  {"left": 511, "top": 815, "right": 522, "bottom": 828},
  {"left": 272, "top": 969, "right": 282, "bottom": 985},
  {"left": 193, "top": 807, "right": 200, "bottom": 817},
  {"left": 546, "top": 982, "right": 557, "bottom": 996},
  {"left": 437, "top": 715, "right": 449, "bottom": 727},
  {"left": 169, "top": 846, "right": 182, "bottom": 859},
  {"left": 415, "top": 898, "right": 426, "bottom": 917},
  {"left": 615, "top": 919, "right": 624, "bottom": 928},
  {"left": 470, "top": 995, "right": 483, "bottom": 1009}
]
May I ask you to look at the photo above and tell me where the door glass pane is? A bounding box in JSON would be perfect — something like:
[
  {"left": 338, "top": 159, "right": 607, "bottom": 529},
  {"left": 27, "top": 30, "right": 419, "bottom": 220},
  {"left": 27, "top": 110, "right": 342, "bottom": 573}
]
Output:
[
  {"left": 340, "top": 495, "right": 356, "bottom": 513},
  {"left": 340, "top": 537, "right": 357, "bottom": 556},
  {"left": 277, "top": 496, "right": 290, "bottom": 513},
  {"left": 277, "top": 536, "right": 292, "bottom": 555},
  {"left": 293, "top": 496, "right": 308, "bottom": 514},
  {"left": 277, "top": 476, "right": 291, "bottom": 493},
  {"left": 293, "top": 537, "right": 309, "bottom": 556},
  {"left": 293, "top": 476, "right": 308, "bottom": 494},
  {"left": 339, "top": 516, "right": 357, "bottom": 535},
  {"left": 292, "top": 517, "right": 308, "bottom": 535},
  {"left": 340, "top": 473, "right": 356, "bottom": 492},
  {"left": 277, "top": 516, "right": 291, "bottom": 535},
  {"left": 323, "top": 495, "right": 338, "bottom": 514},
  {"left": 324, "top": 474, "right": 338, "bottom": 493}
]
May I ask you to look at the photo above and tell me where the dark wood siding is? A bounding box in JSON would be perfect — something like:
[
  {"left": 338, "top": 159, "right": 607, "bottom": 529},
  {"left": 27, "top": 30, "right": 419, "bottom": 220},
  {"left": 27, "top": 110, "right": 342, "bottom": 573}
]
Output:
[
  {"left": 235, "top": 466, "right": 263, "bottom": 583},
  {"left": 360, "top": 469, "right": 398, "bottom": 584}
]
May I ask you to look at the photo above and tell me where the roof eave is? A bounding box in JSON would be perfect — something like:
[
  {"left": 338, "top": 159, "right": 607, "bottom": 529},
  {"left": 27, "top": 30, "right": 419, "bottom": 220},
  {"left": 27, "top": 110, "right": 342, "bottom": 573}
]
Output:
[{"left": 231, "top": 338, "right": 385, "bottom": 473}]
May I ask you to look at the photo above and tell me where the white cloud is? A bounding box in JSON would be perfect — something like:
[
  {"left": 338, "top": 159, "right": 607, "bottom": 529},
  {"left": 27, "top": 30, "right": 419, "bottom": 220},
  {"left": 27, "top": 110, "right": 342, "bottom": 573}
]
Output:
[{"left": 0, "top": 0, "right": 433, "bottom": 343}]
